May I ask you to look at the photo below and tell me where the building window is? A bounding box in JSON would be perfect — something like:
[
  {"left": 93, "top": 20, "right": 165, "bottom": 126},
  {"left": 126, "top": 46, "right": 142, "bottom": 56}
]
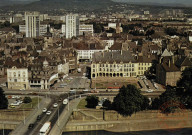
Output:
[
  {"left": 14, "top": 79, "right": 17, "bottom": 82},
  {"left": 14, "top": 72, "right": 16, "bottom": 77}
]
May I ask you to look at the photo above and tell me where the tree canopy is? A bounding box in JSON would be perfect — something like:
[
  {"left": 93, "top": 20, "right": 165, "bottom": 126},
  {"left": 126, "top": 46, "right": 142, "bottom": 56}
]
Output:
[
  {"left": 0, "top": 87, "right": 8, "bottom": 109},
  {"left": 112, "top": 84, "right": 149, "bottom": 116},
  {"left": 23, "top": 97, "right": 32, "bottom": 103},
  {"left": 86, "top": 95, "right": 99, "bottom": 108},
  {"left": 177, "top": 67, "right": 192, "bottom": 109},
  {"left": 151, "top": 67, "right": 192, "bottom": 113},
  {"left": 102, "top": 99, "right": 112, "bottom": 110}
]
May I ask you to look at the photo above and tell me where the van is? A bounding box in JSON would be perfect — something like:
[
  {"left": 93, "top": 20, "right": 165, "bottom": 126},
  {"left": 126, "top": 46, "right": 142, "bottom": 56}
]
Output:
[{"left": 63, "top": 99, "right": 68, "bottom": 104}]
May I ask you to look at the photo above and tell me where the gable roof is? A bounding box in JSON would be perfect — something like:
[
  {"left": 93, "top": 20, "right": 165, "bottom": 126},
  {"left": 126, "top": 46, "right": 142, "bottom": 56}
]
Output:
[{"left": 161, "top": 49, "right": 173, "bottom": 57}]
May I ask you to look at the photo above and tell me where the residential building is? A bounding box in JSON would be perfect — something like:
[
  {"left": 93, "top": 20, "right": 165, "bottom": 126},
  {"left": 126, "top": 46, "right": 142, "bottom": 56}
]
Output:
[
  {"left": 66, "top": 14, "right": 79, "bottom": 39},
  {"left": 91, "top": 51, "right": 152, "bottom": 78},
  {"left": 19, "top": 24, "right": 50, "bottom": 36},
  {"left": 79, "top": 24, "right": 94, "bottom": 36},
  {"left": 7, "top": 66, "right": 29, "bottom": 90},
  {"left": 25, "top": 12, "right": 40, "bottom": 38},
  {"left": 156, "top": 56, "right": 181, "bottom": 86}
]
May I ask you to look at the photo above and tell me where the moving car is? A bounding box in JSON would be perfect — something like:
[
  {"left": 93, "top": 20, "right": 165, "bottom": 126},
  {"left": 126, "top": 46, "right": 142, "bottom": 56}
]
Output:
[
  {"left": 53, "top": 103, "right": 58, "bottom": 108},
  {"left": 46, "top": 111, "right": 52, "bottom": 115},
  {"left": 42, "top": 108, "right": 47, "bottom": 113},
  {"left": 37, "top": 115, "right": 41, "bottom": 121},
  {"left": 63, "top": 99, "right": 68, "bottom": 105},
  {"left": 28, "top": 123, "right": 34, "bottom": 129}
]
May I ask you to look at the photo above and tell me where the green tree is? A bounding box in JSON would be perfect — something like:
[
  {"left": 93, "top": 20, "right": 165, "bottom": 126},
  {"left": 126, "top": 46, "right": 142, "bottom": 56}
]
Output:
[
  {"left": 151, "top": 97, "right": 160, "bottom": 110},
  {"left": 177, "top": 67, "right": 192, "bottom": 93},
  {"left": 23, "top": 97, "right": 32, "bottom": 103},
  {"left": 0, "top": 87, "right": 8, "bottom": 109},
  {"left": 151, "top": 86, "right": 181, "bottom": 113},
  {"left": 86, "top": 95, "right": 99, "bottom": 108},
  {"left": 165, "top": 27, "right": 178, "bottom": 36},
  {"left": 103, "top": 99, "right": 112, "bottom": 110},
  {"left": 177, "top": 67, "right": 192, "bottom": 109},
  {"left": 112, "top": 84, "right": 149, "bottom": 116}
]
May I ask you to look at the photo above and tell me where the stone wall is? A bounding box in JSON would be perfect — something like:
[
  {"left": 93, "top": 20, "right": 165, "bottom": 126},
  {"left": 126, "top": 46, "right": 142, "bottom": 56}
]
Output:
[
  {"left": 0, "top": 109, "right": 31, "bottom": 121},
  {"left": 64, "top": 109, "right": 192, "bottom": 132}
]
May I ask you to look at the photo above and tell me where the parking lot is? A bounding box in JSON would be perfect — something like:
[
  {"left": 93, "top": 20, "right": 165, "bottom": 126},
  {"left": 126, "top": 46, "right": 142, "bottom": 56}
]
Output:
[
  {"left": 52, "top": 74, "right": 90, "bottom": 92},
  {"left": 138, "top": 76, "right": 165, "bottom": 92}
]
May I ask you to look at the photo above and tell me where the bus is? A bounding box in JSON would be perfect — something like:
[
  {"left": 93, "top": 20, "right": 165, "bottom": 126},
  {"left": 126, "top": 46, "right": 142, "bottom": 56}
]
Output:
[{"left": 39, "top": 122, "right": 51, "bottom": 135}]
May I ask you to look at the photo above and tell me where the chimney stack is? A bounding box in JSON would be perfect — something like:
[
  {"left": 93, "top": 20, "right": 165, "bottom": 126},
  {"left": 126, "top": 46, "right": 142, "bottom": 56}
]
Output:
[{"left": 172, "top": 56, "right": 175, "bottom": 64}]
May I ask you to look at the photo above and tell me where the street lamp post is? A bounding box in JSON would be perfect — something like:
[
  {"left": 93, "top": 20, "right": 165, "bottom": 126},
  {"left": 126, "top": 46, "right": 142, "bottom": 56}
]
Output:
[
  {"left": 3, "top": 123, "right": 4, "bottom": 135},
  {"left": 38, "top": 94, "right": 40, "bottom": 109},
  {"left": 57, "top": 108, "right": 60, "bottom": 126},
  {"left": 23, "top": 108, "right": 25, "bottom": 125}
]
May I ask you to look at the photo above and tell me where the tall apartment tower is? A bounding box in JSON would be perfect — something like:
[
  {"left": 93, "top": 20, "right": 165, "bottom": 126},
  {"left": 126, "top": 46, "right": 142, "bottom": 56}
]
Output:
[
  {"left": 25, "top": 12, "right": 40, "bottom": 38},
  {"left": 66, "top": 14, "right": 79, "bottom": 39}
]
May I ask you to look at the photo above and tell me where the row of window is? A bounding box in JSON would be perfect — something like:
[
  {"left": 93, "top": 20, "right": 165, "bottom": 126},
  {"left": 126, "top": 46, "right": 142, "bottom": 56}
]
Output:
[
  {"left": 9, "top": 79, "right": 26, "bottom": 82},
  {"left": 139, "top": 63, "right": 151, "bottom": 66},
  {"left": 93, "top": 64, "right": 135, "bottom": 68},
  {"left": 93, "top": 68, "right": 135, "bottom": 72}
]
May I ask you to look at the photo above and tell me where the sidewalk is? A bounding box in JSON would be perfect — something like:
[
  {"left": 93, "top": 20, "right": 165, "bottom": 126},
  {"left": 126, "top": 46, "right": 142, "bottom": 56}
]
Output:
[
  {"left": 10, "top": 97, "right": 51, "bottom": 135},
  {"left": 49, "top": 98, "right": 81, "bottom": 135}
]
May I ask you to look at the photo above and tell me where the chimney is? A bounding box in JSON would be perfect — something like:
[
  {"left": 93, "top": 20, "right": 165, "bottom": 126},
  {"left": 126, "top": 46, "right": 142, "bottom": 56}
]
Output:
[
  {"left": 135, "top": 55, "right": 138, "bottom": 60},
  {"left": 160, "top": 57, "right": 163, "bottom": 64},
  {"left": 172, "top": 56, "right": 175, "bottom": 64}
]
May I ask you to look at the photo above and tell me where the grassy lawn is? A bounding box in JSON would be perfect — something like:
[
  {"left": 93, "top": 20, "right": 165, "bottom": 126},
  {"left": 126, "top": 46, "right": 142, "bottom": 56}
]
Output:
[
  {"left": 20, "top": 97, "right": 42, "bottom": 109},
  {"left": 77, "top": 98, "right": 87, "bottom": 109}
]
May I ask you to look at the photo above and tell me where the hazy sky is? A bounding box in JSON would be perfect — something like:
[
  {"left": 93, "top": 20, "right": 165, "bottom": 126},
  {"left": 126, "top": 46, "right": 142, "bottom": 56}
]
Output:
[{"left": 8, "top": 0, "right": 192, "bottom": 5}]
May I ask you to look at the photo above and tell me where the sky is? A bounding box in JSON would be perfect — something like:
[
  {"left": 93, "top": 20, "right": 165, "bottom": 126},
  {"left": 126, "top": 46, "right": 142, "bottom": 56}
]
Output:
[
  {"left": 113, "top": 0, "right": 192, "bottom": 5},
  {"left": 7, "top": 0, "right": 192, "bottom": 5}
]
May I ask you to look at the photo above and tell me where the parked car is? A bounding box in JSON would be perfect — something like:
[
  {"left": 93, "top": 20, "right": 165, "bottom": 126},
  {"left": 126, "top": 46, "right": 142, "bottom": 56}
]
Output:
[
  {"left": 42, "top": 108, "right": 47, "bottom": 113},
  {"left": 9, "top": 105, "right": 15, "bottom": 108},
  {"left": 46, "top": 111, "right": 52, "bottom": 115},
  {"left": 147, "top": 89, "right": 153, "bottom": 93},
  {"left": 69, "top": 89, "right": 76, "bottom": 94},
  {"left": 53, "top": 103, "right": 58, "bottom": 108},
  {"left": 83, "top": 89, "right": 89, "bottom": 92}
]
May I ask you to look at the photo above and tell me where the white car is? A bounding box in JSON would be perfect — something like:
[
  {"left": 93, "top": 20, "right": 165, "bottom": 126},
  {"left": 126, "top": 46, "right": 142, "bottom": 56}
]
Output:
[
  {"left": 63, "top": 99, "right": 68, "bottom": 105},
  {"left": 83, "top": 89, "right": 89, "bottom": 92},
  {"left": 46, "top": 111, "right": 52, "bottom": 115},
  {"left": 42, "top": 108, "right": 47, "bottom": 113},
  {"left": 53, "top": 103, "right": 58, "bottom": 108},
  {"left": 147, "top": 89, "right": 153, "bottom": 93}
]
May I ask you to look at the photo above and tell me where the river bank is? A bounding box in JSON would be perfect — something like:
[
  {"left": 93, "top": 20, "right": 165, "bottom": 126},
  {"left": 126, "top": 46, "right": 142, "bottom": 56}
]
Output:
[
  {"left": 63, "top": 109, "right": 192, "bottom": 132},
  {"left": 63, "top": 128, "right": 192, "bottom": 135}
]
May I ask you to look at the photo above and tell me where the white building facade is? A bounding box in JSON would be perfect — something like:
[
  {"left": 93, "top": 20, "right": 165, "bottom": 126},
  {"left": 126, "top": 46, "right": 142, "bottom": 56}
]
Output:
[
  {"left": 25, "top": 12, "right": 40, "bottom": 38},
  {"left": 7, "top": 66, "right": 29, "bottom": 90},
  {"left": 79, "top": 24, "right": 94, "bottom": 36},
  {"left": 66, "top": 14, "right": 79, "bottom": 39},
  {"left": 19, "top": 24, "right": 50, "bottom": 36}
]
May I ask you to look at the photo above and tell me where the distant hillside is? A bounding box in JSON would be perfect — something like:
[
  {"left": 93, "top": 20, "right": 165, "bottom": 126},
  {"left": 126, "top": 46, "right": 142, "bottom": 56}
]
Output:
[
  {"left": 0, "top": 0, "right": 34, "bottom": 7},
  {"left": 1, "top": 0, "right": 114, "bottom": 11},
  {"left": 112, "top": 0, "right": 191, "bottom": 7}
]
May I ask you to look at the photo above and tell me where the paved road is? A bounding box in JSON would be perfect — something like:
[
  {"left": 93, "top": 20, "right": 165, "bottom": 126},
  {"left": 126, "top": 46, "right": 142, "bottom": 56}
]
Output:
[
  {"left": 49, "top": 98, "right": 81, "bottom": 135},
  {"left": 9, "top": 97, "right": 51, "bottom": 135}
]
